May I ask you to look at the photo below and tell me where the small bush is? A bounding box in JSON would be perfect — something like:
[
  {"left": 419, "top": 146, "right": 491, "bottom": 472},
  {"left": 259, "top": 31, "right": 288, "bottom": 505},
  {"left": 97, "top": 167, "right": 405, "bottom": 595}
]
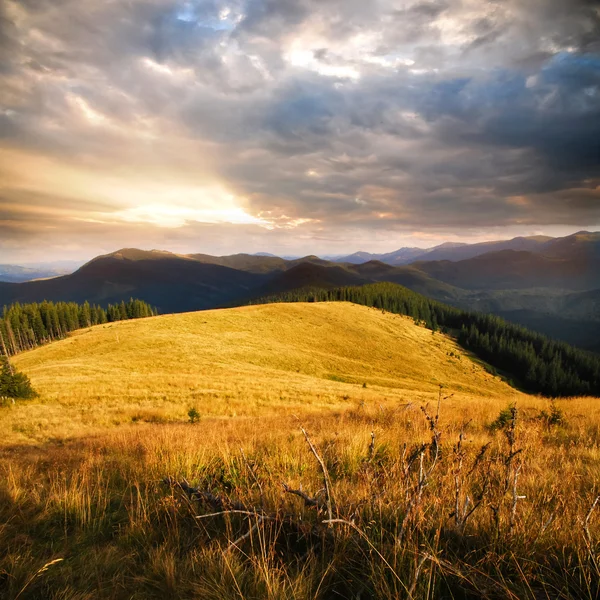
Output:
[
  {"left": 0, "top": 357, "right": 37, "bottom": 402},
  {"left": 188, "top": 407, "right": 200, "bottom": 424},
  {"left": 489, "top": 403, "right": 516, "bottom": 431},
  {"left": 539, "top": 400, "right": 565, "bottom": 427}
]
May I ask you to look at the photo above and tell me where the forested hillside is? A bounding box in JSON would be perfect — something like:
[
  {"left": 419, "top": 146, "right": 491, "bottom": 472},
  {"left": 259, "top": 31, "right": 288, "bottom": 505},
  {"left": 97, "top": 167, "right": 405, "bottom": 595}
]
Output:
[
  {"left": 0, "top": 299, "right": 155, "bottom": 356},
  {"left": 255, "top": 283, "right": 600, "bottom": 397}
]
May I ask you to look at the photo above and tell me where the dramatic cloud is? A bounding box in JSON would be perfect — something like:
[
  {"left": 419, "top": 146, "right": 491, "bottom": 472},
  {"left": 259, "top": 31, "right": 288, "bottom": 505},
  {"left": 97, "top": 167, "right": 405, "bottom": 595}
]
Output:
[{"left": 1, "top": 0, "right": 599, "bottom": 260}]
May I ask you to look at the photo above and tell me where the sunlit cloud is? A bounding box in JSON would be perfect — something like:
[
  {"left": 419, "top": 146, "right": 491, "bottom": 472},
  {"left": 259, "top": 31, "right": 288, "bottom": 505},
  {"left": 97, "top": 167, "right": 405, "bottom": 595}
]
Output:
[
  {"left": 68, "top": 95, "right": 110, "bottom": 127},
  {"left": 0, "top": 0, "right": 598, "bottom": 262},
  {"left": 113, "top": 202, "right": 266, "bottom": 228},
  {"left": 286, "top": 48, "right": 361, "bottom": 80}
]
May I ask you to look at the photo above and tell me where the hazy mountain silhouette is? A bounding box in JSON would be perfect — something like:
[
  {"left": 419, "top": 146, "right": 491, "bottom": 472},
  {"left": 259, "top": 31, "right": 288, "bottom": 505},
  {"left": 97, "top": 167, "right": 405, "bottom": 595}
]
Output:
[
  {"left": 0, "top": 265, "right": 49, "bottom": 283},
  {"left": 414, "top": 249, "right": 600, "bottom": 291},
  {"left": 0, "top": 249, "right": 266, "bottom": 313},
  {"left": 1, "top": 231, "right": 600, "bottom": 352},
  {"left": 334, "top": 236, "right": 552, "bottom": 265},
  {"left": 0, "top": 263, "right": 76, "bottom": 283}
]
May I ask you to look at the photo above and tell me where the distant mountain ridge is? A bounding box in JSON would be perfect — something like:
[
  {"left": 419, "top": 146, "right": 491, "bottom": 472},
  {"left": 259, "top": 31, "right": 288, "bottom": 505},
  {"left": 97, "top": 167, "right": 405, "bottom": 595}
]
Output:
[
  {"left": 0, "top": 265, "right": 47, "bottom": 283},
  {"left": 0, "top": 249, "right": 463, "bottom": 309},
  {"left": 333, "top": 234, "right": 560, "bottom": 265},
  {"left": 1, "top": 230, "right": 599, "bottom": 353},
  {"left": 0, "top": 263, "right": 79, "bottom": 283}
]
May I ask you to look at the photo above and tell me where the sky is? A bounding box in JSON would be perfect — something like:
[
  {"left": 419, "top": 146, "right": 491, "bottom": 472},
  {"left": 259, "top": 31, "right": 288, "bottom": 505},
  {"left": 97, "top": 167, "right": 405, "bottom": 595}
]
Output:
[{"left": 1, "top": 0, "right": 599, "bottom": 262}]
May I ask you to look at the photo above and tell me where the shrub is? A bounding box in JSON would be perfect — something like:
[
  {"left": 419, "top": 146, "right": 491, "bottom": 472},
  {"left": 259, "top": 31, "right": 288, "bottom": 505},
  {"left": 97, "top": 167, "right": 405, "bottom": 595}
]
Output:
[
  {"left": 539, "top": 400, "right": 565, "bottom": 427},
  {"left": 489, "top": 403, "right": 516, "bottom": 431},
  {"left": 0, "top": 357, "right": 37, "bottom": 401},
  {"left": 188, "top": 407, "right": 200, "bottom": 424}
]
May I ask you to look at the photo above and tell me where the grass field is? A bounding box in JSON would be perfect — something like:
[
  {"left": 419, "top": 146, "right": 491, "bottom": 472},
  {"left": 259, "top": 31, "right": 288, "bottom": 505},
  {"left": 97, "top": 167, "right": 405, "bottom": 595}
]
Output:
[
  {"left": 1, "top": 303, "right": 599, "bottom": 599},
  {"left": 6, "top": 302, "right": 520, "bottom": 445}
]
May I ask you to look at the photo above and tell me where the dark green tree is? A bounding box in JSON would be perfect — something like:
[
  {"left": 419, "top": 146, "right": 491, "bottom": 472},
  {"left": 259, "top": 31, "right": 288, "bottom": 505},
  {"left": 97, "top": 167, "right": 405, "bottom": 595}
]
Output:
[{"left": 0, "top": 357, "right": 37, "bottom": 400}]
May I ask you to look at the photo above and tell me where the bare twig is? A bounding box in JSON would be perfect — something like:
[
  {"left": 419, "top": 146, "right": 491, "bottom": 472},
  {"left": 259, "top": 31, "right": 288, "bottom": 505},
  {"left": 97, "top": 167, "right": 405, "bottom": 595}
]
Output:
[
  {"left": 368, "top": 431, "right": 376, "bottom": 462},
  {"left": 195, "top": 510, "right": 274, "bottom": 520},
  {"left": 407, "top": 553, "right": 431, "bottom": 598},
  {"left": 227, "top": 517, "right": 264, "bottom": 552},
  {"left": 301, "top": 427, "right": 334, "bottom": 524},
  {"left": 451, "top": 433, "right": 491, "bottom": 532},
  {"left": 509, "top": 463, "right": 525, "bottom": 535},
  {"left": 164, "top": 477, "right": 248, "bottom": 512},
  {"left": 282, "top": 483, "right": 322, "bottom": 508},
  {"left": 468, "top": 442, "right": 490, "bottom": 476},
  {"left": 531, "top": 510, "right": 556, "bottom": 545},
  {"left": 400, "top": 397, "right": 445, "bottom": 541}
]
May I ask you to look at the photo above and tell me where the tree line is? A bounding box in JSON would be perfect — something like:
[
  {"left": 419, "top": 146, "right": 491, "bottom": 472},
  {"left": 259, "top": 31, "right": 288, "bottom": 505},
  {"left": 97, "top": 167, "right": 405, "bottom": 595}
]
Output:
[
  {"left": 254, "top": 282, "right": 600, "bottom": 398},
  {"left": 0, "top": 299, "right": 156, "bottom": 357}
]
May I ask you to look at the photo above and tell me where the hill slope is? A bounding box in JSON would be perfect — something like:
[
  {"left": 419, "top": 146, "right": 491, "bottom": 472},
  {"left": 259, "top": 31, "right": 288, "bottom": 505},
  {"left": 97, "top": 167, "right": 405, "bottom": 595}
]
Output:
[{"left": 8, "top": 302, "right": 521, "bottom": 444}]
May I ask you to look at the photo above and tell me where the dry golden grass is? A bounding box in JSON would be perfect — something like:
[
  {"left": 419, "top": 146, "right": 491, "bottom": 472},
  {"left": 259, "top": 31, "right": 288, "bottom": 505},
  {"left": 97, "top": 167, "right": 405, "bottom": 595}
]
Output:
[
  {"left": 1, "top": 303, "right": 599, "bottom": 599},
  {"left": 6, "top": 302, "right": 521, "bottom": 445}
]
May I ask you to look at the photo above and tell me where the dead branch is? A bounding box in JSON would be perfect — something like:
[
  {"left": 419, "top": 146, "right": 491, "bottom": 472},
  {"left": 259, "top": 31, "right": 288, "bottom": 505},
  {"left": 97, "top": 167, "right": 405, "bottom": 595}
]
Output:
[
  {"left": 227, "top": 517, "right": 264, "bottom": 552},
  {"left": 407, "top": 553, "right": 431, "bottom": 598},
  {"left": 300, "top": 427, "right": 334, "bottom": 523},
  {"left": 195, "top": 510, "right": 275, "bottom": 520},
  {"left": 509, "top": 463, "right": 525, "bottom": 535},
  {"left": 164, "top": 478, "right": 330, "bottom": 553},
  {"left": 164, "top": 477, "right": 256, "bottom": 514},
  {"left": 281, "top": 483, "right": 323, "bottom": 508}
]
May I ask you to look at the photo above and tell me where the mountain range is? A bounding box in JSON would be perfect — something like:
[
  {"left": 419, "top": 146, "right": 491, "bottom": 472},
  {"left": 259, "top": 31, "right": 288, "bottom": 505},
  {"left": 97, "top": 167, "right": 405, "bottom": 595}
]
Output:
[
  {"left": 1, "top": 231, "right": 599, "bottom": 352},
  {"left": 332, "top": 235, "right": 557, "bottom": 265},
  {"left": 0, "top": 261, "right": 81, "bottom": 283}
]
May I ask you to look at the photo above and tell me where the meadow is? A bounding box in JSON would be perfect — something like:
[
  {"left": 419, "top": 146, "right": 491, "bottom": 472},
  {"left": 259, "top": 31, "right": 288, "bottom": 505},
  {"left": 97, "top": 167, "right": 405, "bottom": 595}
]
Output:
[{"left": 1, "top": 303, "right": 598, "bottom": 599}]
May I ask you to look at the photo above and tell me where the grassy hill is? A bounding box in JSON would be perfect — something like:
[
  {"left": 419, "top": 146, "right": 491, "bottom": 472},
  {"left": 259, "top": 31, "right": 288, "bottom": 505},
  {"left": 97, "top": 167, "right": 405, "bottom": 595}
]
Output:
[
  {"left": 7, "top": 302, "right": 518, "bottom": 445},
  {"left": 1, "top": 303, "right": 599, "bottom": 599}
]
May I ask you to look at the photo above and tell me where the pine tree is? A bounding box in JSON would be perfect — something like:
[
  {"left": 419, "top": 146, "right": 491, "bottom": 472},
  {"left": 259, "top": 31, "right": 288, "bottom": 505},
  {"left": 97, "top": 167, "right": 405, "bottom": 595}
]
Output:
[{"left": 0, "top": 357, "right": 36, "bottom": 400}]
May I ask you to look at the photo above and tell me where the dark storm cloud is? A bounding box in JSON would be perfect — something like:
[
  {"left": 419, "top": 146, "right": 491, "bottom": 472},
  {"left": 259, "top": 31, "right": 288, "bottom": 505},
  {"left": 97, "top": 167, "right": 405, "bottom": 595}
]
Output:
[
  {"left": 415, "top": 52, "right": 600, "bottom": 187},
  {"left": 0, "top": 0, "right": 599, "bottom": 261}
]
